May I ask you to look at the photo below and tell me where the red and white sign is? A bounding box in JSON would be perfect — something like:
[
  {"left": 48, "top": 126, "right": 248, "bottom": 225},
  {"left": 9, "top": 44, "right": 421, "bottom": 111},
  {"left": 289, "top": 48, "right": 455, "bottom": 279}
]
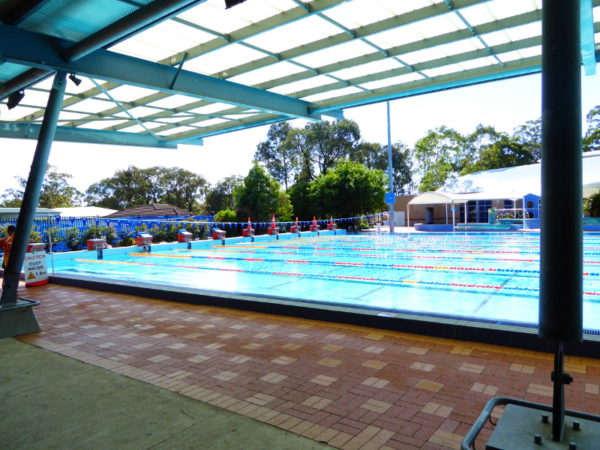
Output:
[{"left": 24, "top": 243, "right": 48, "bottom": 287}]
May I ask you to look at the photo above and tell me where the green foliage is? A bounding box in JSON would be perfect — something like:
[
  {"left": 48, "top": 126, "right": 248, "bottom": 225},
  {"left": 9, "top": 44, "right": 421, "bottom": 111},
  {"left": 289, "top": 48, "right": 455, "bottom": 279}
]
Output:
[
  {"left": 512, "top": 119, "right": 542, "bottom": 160},
  {"left": 29, "top": 230, "right": 42, "bottom": 243},
  {"left": 584, "top": 106, "right": 600, "bottom": 152},
  {"left": 413, "top": 126, "right": 466, "bottom": 192},
  {"left": 586, "top": 192, "right": 600, "bottom": 217},
  {"left": 234, "top": 164, "right": 289, "bottom": 221},
  {"left": 44, "top": 226, "right": 63, "bottom": 251},
  {"left": 204, "top": 176, "right": 243, "bottom": 214},
  {"left": 288, "top": 180, "right": 312, "bottom": 220},
  {"left": 1, "top": 164, "right": 83, "bottom": 208},
  {"left": 255, "top": 119, "right": 361, "bottom": 184},
  {"left": 85, "top": 166, "right": 208, "bottom": 212},
  {"left": 65, "top": 227, "right": 82, "bottom": 250},
  {"left": 214, "top": 209, "right": 237, "bottom": 222},
  {"left": 308, "top": 160, "right": 386, "bottom": 218},
  {"left": 254, "top": 122, "right": 297, "bottom": 189},
  {"left": 460, "top": 137, "right": 535, "bottom": 175},
  {"left": 82, "top": 225, "right": 118, "bottom": 245},
  {"left": 149, "top": 223, "right": 178, "bottom": 243},
  {"left": 354, "top": 142, "right": 413, "bottom": 194}
]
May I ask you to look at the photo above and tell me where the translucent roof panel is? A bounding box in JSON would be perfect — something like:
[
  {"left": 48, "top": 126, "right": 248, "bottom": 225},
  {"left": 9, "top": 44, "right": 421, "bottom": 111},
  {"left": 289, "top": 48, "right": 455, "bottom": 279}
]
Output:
[
  {"left": 245, "top": 15, "right": 347, "bottom": 55},
  {"left": 0, "top": 0, "right": 597, "bottom": 145},
  {"left": 184, "top": 43, "right": 267, "bottom": 76},
  {"left": 178, "top": 0, "right": 297, "bottom": 34},
  {"left": 228, "top": 62, "right": 306, "bottom": 87},
  {"left": 460, "top": 0, "right": 540, "bottom": 27},
  {"left": 330, "top": 58, "right": 404, "bottom": 81},
  {"left": 293, "top": 40, "right": 377, "bottom": 69},
  {"left": 110, "top": 20, "right": 215, "bottom": 62}
]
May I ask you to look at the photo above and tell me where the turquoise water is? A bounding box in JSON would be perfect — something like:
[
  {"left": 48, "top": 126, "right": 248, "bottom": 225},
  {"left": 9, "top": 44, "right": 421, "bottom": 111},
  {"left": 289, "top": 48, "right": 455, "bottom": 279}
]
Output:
[{"left": 50, "top": 232, "right": 600, "bottom": 331}]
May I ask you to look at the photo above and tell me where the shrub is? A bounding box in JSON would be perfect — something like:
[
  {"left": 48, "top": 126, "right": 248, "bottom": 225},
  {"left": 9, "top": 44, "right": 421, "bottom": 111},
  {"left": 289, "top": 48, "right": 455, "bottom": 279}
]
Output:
[
  {"left": 65, "top": 227, "right": 82, "bottom": 250},
  {"left": 214, "top": 209, "right": 237, "bottom": 222}
]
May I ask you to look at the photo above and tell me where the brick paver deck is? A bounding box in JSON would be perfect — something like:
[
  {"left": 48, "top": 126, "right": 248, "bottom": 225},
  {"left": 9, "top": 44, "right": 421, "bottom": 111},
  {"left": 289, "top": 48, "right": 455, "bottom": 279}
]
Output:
[{"left": 15, "top": 283, "right": 600, "bottom": 449}]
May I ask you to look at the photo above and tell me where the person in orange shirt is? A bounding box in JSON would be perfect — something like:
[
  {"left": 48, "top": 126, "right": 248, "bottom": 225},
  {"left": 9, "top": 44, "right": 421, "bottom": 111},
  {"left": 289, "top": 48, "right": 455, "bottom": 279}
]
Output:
[{"left": 0, "top": 225, "right": 16, "bottom": 270}]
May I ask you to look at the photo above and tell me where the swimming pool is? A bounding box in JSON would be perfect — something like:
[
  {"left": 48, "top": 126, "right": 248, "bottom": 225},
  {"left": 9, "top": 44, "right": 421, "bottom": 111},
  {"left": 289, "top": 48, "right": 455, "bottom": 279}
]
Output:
[{"left": 48, "top": 231, "right": 600, "bottom": 332}]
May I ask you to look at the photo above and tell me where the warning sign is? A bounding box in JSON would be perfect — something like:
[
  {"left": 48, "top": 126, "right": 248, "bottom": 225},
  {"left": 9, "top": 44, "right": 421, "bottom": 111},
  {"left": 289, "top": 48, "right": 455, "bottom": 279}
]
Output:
[{"left": 24, "top": 243, "right": 48, "bottom": 287}]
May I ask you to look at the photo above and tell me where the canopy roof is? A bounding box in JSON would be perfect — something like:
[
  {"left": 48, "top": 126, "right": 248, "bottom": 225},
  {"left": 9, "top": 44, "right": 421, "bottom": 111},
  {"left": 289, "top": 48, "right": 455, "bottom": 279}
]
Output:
[
  {"left": 408, "top": 150, "right": 600, "bottom": 205},
  {"left": 1, "top": 0, "right": 599, "bottom": 148}
]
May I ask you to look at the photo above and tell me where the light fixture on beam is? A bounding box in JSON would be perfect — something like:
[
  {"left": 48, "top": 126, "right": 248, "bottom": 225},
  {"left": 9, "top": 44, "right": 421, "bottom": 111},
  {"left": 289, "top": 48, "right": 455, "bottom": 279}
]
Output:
[
  {"left": 68, "top": 73, "right": 82, "bottom": 86},
  {"left": 6, "top": 90, "right": 24, "bottom": 109},
  {"left": 225, "top": 0, "right": 248, "bottom": 8}
]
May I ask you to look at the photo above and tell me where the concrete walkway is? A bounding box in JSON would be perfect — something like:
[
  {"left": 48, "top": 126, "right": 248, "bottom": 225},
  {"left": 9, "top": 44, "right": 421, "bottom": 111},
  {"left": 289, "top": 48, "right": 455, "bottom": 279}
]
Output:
[{"left": 0, "top": 338, "right": 330, "bottom": 449}]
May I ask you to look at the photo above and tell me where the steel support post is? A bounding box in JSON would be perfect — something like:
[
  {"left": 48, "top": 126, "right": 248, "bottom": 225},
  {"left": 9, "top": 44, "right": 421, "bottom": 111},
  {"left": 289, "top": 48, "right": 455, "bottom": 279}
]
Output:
[
  {"left": 540, "top": 0, "right": 582, "bottom": 442},
  {"left": 386, "top": 102, "right": 395, "bottom": 233},
  {"left": 1, "top": 71, "right": 66, "bottom": 304}
]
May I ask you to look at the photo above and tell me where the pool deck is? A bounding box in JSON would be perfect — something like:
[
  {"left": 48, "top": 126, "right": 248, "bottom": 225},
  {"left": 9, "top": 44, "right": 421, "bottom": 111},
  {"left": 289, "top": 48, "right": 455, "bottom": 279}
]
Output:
[{"left": 2, "top": 282, "right": 600, "bottom": 449}]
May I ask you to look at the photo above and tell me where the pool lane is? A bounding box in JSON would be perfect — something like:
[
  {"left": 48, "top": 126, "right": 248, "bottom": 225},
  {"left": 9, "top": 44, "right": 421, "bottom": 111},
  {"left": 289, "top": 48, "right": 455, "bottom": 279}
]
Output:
[{"left": 53, "top": 233, "right": 600, "bottom": 330}]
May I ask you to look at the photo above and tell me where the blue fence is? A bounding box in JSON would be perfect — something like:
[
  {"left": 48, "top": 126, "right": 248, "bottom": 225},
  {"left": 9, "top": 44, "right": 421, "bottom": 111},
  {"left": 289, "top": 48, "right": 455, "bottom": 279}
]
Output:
[{"left": 0, "top": 213, "right": 384, "bottom": 253}]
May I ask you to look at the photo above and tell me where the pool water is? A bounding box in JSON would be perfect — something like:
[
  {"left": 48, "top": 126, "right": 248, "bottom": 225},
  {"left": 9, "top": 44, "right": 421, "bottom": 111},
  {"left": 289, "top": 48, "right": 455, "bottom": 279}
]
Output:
[{"left": 50, "top": 232, "right": 600, "bottom": 331}]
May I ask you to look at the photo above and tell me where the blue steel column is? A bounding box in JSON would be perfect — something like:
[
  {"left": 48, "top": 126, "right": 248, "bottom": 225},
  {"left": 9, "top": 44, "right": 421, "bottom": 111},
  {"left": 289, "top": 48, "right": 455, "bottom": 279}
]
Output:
[
  {"left": 386, "top": 102, "right": 395, "bottom": 233},
  {"left": 1, "top": 71, "right": 66, "bottom": 304},
  {"left": 540, "top": 0, "right": 582, "bottom": 442}
]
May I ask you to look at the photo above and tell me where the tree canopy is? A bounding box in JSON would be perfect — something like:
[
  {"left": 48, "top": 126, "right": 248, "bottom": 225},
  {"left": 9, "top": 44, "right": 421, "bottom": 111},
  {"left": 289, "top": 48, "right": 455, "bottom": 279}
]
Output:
[
  {"left": 309, "top": 160, "right": 387, "bottom": 218},
  {"left": 85, "top": 166, "right": 208, "bottom": 213},
  {"left": 1, "top": 165, "right": 83, "bottom": 208},
  {"left": 234, "top": 164, "right": 292, "bottom": 222}
]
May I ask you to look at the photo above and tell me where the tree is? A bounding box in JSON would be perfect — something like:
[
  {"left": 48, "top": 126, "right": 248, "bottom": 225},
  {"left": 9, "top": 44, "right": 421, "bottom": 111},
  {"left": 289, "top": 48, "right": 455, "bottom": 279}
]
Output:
[
  {"left": 1, "top": 165, "right": 83, "bottom": 208},
  {"left": 85, "top": 166, "right": 208, "bottom": 211},
  {"left": 234, "top": 164, "right": 291, "bottom": 221},
  {"left": 204, "top": 176, "right": 243, "bottom": 213},
  {"left": 159, "top": 168, "right": 208, "bottom": 213},
  {"left": 512, "top": 118, "right": 542, "bottom": 160},
  {"left": 413, "top": 126, "right": 466, "bottom": 192},
  {"left": 309, "top": 160, "right": 387, "bottom": 218},
  {"left": 584, "top": 105, "right": 600, "bottom": 152},
  {"left": 355, "top": 142, "right": 413, "bottom": 195},
  {"left": 460, "top": 137, "right": 535, "bottom": 174},
  {"left": 254, "top": 122, "right": 298, "bottom": 189}
]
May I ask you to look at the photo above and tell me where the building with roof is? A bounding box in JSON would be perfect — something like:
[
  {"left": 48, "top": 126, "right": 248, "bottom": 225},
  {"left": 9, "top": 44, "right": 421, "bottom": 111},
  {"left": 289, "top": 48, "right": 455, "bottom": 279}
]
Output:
[
  {"left": 106, "top": 203, "right": 192, "bottom": 218},
  {"left": 405, "top": 150, "right": 600, "bottom": 228}
]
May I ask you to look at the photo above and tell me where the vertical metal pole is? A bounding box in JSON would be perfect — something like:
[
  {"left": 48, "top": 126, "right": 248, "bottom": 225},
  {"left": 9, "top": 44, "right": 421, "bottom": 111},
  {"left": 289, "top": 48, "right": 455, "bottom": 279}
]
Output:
[
  {"left": 1, "top": 71, "right": 66, "bottom": 304},
  {"left": 386, "top": 102, "right": 395, "bottom": 234},
  {"left": 539, "top": 0, "right": 583, "bottom": 345},
  {"left": 540, "top": 0, "right": 582, "bottom": 442}
]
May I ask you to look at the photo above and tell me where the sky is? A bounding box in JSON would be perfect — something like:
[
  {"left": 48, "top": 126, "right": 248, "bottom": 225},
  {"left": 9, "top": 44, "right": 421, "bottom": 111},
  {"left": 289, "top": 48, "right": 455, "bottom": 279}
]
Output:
[{"left": 2, "top": 70, "right": 600, "bottom": 199}]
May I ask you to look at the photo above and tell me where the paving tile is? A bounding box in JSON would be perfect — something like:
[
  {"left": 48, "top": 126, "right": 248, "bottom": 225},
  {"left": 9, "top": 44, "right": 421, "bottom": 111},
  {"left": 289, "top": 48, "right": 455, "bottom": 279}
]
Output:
[
  {"left": 213, "top": 371, "right": 239, "bottom": 381},
  {"left": 302, "top": 396, "right": 333, "bottom": 410},
  {"left": 281, "top": 343, "right": 303, "bottom": 350},
  {"left": 459, "top": 362, "right": 485, "bottom": 374},
  {"left": 322, "top": 344, "right": 344, "bottom": 352},
  {"left": 246, "top": 393, "right": 276, "bottom": 406},
  {"left": 18, "top": 284, "right": 600, "bottom": 450},
  {"left": 361, "top": 377, "right": 389, "bottom": 389},
  {"left": 364, "top": 346, "right": 385, "bottom": 354},
  {"left": 428, "top": 429, "right": 463, "bottom": 449},
  {"left": 318, "top": 358, "right": 342, "bottom": 368},
  {"left": 410, "top": 362, "right": 435, "bottom": 372},
  {"left": 187, "top": 354, "right": 211, "bottom": 363},
  {"left": 407, "top": 346, "right": 429, "bottom": 355},
  {"left": 261, "top": 372, "right": 288, "bottom": 384},
  {"left": 416, "top": 379, "right": 444, "bottom": 392},
  {"left": 362, "top": 360, "right": 388, "bottom": 370},
  {"left": 311, "top": 374, "right": 338, "bottom": 386},
  {"left": 361, "top": 399, "right": 392, "bottom": 414}
]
